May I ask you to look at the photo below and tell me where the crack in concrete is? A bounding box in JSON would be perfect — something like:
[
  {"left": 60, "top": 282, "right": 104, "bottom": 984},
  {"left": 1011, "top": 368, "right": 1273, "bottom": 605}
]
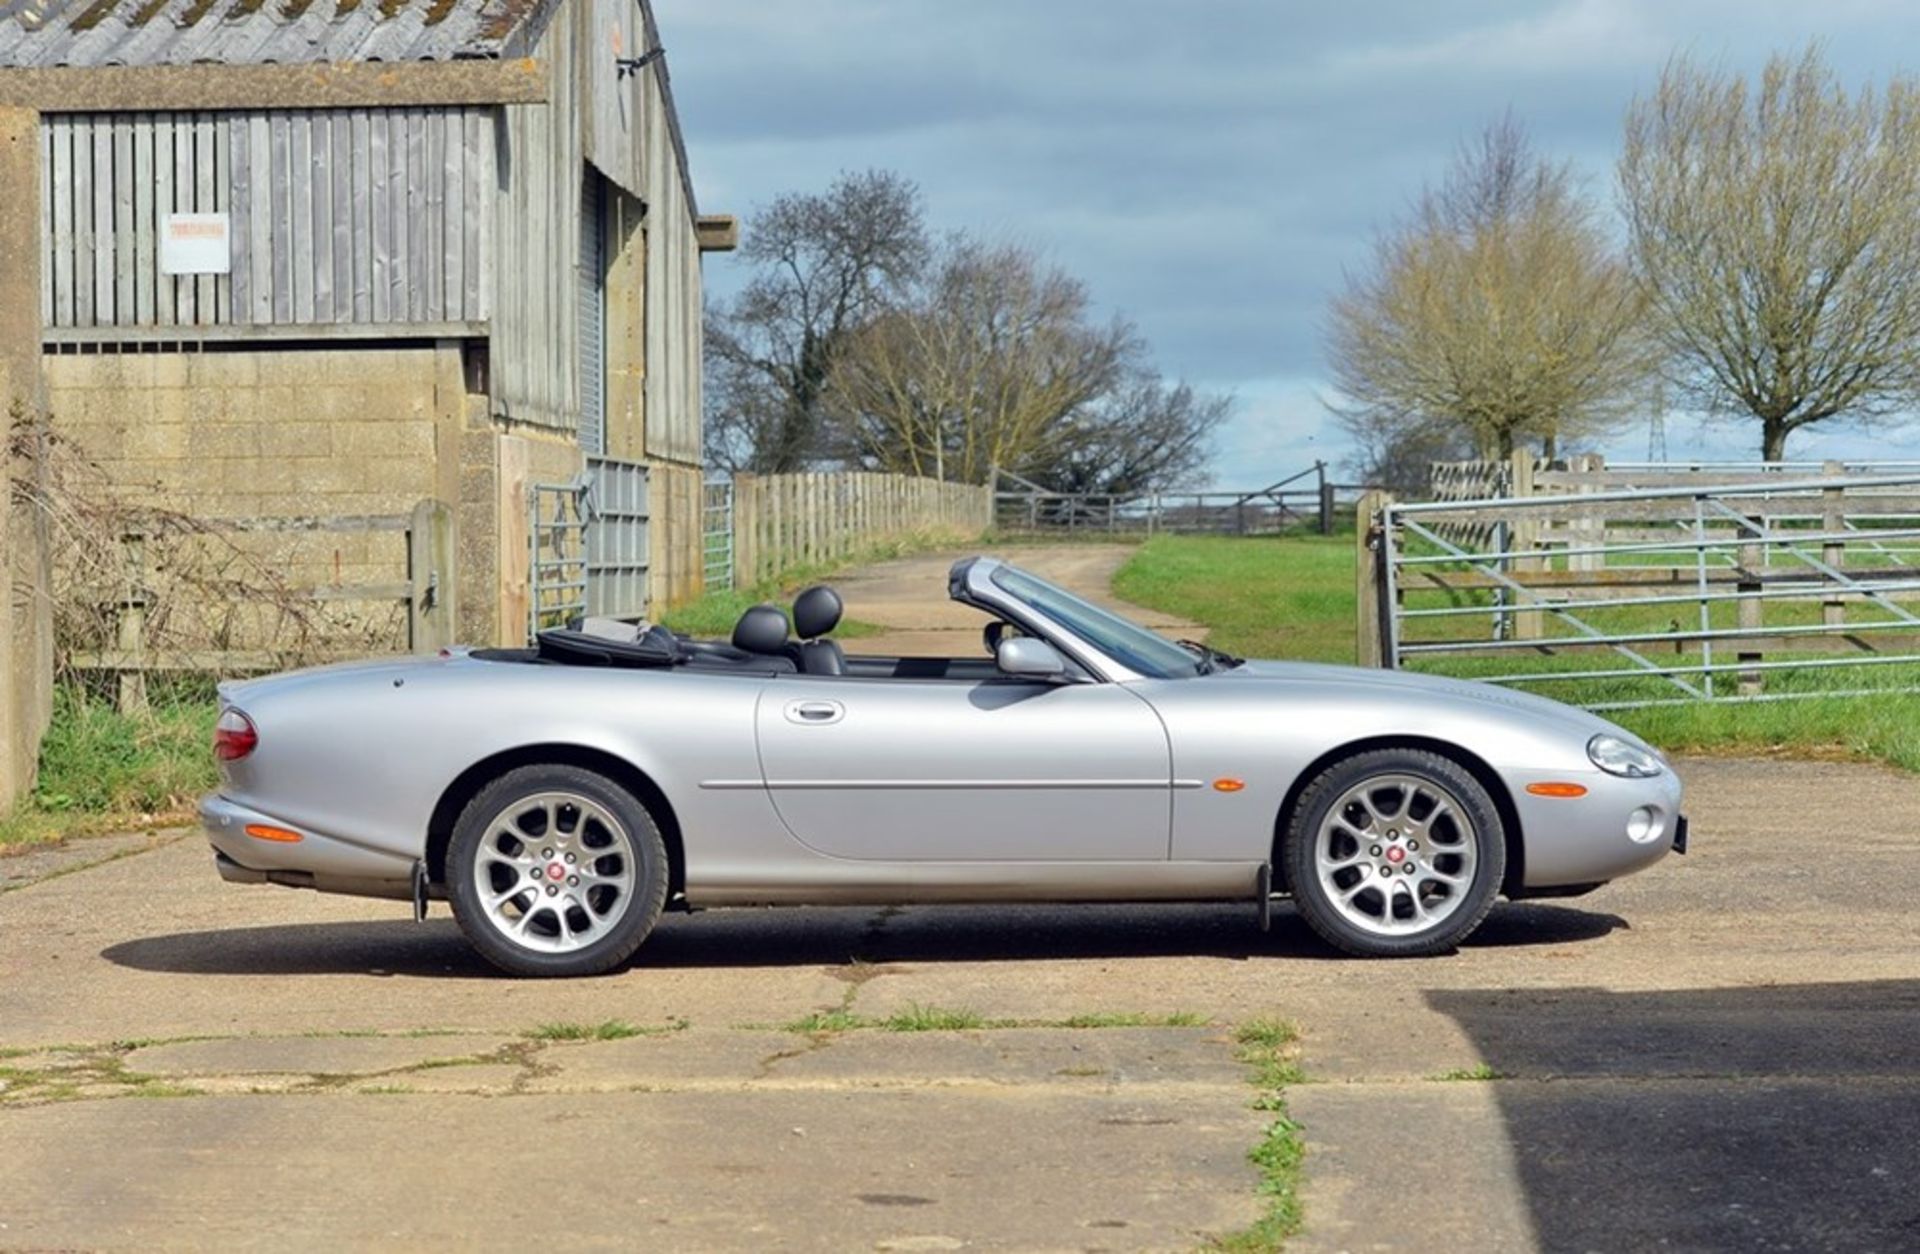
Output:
[{"left": 0, "top": 831, "right": 185, "bottom": 895}]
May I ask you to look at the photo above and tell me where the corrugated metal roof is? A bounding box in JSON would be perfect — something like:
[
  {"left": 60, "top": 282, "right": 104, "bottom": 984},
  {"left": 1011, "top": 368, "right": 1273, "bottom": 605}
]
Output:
[{"left": 0, "top": 0, "right": 553, "bottom": 67}]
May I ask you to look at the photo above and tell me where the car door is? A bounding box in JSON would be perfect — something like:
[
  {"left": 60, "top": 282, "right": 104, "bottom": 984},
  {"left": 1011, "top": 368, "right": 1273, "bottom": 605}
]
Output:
[{"left": 754, "top": 675, "right": 1172, "bottom": 861}]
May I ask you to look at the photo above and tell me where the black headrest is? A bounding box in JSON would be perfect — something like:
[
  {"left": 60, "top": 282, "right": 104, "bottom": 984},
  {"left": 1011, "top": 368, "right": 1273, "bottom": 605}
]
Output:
[
  {"left": 732, "top": 604, "right": 791, "bottom": 655},
  {"left": 792, "top": 585, "right": 843, "bottom": 640}
]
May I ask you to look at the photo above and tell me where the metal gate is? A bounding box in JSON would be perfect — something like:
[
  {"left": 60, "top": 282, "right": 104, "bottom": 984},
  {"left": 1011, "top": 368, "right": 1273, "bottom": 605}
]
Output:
[
  {"left": 528, "top": 458, "right": 651, "bottom": 638},
  {"left": 584, "top": 456, "right": 650, "bottom": 619},
  {"left": 529, "top": 482, "right": 588, "bottom": 637},
  {"left": 991, "top": 463, "right": 1351, "bottom": 535},
  {"left": 1369, "top": 473, "right": 1920, "bottom": 710},
  {"left": 703, "top": 478, "right": 734, "bottom": 590}
]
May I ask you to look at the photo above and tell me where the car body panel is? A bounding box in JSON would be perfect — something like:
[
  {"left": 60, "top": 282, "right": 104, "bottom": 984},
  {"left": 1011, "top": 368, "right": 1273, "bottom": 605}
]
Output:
[
  {"left": 752, "top": 674, "right": 1174, "bottom": 861},
  {"left": 206, "top": 556, "right": 1682, "bottom": 909},
  {"left": 1146, "top": 660, "right": 1680, "bottom": 885}
]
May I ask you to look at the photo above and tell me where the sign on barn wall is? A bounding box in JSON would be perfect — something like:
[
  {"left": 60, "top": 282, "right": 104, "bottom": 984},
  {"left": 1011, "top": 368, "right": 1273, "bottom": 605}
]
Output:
[{"left": 159, "top": 213, "right": 230, "bottom": 276}]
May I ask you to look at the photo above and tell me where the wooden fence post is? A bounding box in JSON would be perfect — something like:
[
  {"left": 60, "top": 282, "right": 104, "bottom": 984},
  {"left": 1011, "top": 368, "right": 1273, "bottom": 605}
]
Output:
[
  {"left": 408, "top": 499, "right": 456, "bottom": 653},
  {"left": 1571, "top": 451, "right": 1606, "bottom": 573},
  {"left": 1822, "top": 460, "right": 1846, "bottom": 628},
  {"left": 731, "top": 475, "right": 757, "bottom": 588},
  {"left": 116, "top": 533, "right": 149, "bottom": 715},
  {"left": 773, "top": 475, "right": 790, "bottom": 573},
  {"left": 1355, "top": 490, "right": 1389, "bottom": 668},
  {"left": 1509, "top": 451, "right": 1544, "bottom": 641},
  {"left": 1737, "top": 516, "right": 1764, "bottom": 695}
]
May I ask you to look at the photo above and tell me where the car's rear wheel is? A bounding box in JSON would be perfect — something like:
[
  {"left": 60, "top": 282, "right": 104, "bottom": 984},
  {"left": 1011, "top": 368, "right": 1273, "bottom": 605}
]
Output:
[
  {"left": 1282, "top": 748, "right": 1504, "bottom": 957},
  {"left": 446, "top": 765, "right": 668, "bottom": 977}
]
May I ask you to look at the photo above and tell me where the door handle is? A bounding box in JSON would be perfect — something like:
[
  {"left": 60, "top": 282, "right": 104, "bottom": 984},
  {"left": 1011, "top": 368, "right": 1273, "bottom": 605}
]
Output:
[{"left": 786, "top": 700, "right": 845, "bottom": 725}]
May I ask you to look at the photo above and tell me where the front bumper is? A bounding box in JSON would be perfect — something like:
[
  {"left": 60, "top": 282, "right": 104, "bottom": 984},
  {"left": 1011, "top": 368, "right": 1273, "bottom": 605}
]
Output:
[
  {"left": 1512, "top": 766, "right": 1686, "bottom": 888},
  {"left": 201, "top": 794, "right": 415, "bottom": 901}
]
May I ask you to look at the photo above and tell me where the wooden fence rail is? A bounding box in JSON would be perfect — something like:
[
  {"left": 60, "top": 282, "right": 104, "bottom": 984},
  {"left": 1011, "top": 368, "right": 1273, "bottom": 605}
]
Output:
[
  {"left": 729, "top": 472, "right": 992, "bottom": 588},
  {"left": 71, "top": 498, "right": 455, "bottom": 711}
]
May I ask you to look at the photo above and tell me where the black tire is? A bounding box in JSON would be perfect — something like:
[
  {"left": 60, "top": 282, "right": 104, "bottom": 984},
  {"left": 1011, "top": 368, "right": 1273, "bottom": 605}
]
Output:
[
  {"left": 446, "top": 764, "right": 669, "bottom": 977},
  {"left": 1282, "top": 748, "right": 1505, "bottom": 958}
]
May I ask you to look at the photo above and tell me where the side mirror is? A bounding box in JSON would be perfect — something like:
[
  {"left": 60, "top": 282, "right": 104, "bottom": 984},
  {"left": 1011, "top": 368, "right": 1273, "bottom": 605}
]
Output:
[{"left": 996, "top": 636, "right": 1067, "bottom": 681}]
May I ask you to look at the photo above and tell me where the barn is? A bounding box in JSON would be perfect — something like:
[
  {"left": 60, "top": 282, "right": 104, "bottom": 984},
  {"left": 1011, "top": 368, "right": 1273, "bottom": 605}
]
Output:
[{"left": 0, "top": 0, "right": 735, "bottom": 657}]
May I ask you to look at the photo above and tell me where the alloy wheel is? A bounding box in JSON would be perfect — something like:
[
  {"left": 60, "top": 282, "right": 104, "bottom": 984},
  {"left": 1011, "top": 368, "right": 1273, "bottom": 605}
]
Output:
[
  {"left": 470, "top": 790, "right": 637, "bottom": 954},
  {"left": 1311, "top": 772, "right": 1479, "bottom": 937}
]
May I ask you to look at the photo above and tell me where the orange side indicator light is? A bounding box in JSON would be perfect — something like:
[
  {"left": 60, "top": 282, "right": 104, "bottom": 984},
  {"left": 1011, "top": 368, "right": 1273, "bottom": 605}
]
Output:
[
  {"left": 1525, "top": 782, "right": 1589, "bottom": 799},
  {"left": 244, "top": 824, "right": 304, "bottom": 843},
  {"left": 1213, "top": 778, "right": 1246, "bottom": 793}
]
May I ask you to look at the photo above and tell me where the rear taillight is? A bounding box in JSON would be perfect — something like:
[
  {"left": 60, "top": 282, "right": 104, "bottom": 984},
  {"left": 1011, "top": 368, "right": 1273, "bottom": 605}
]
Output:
[{"left": 214, "top": 708, "right": 258, "bottom": 762}]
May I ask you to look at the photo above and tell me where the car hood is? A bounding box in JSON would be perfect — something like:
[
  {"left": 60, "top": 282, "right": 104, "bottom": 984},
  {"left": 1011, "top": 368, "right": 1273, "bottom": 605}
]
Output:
[{"left": 1210, "top": 658, "right": 1643, "bottom": 744}]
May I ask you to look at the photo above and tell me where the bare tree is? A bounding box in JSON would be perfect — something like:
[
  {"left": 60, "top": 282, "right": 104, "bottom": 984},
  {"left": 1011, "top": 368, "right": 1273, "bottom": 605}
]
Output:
[
  {"left": 1338, "top": 405, "right": 1475, "bottom": 497},
  {"left": 1620, "top": 47, "right": 1920, "bottom": 460},
  {"left": 1032, "top": 373, "right": 1230, "bottom": 495},
  {"left": 705, "top": 170, "right": 930, "bottom": 472},
  {"left": 1327, "top": 116, "right": 1652, "bottom": 462},
  {"left": 828, "top": 239, "right": 1137, "bottom": 484}
]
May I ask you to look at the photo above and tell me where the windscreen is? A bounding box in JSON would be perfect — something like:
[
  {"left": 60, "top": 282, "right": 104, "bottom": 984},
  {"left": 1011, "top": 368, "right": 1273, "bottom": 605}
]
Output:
[{"left": 989, "top": 566, "right": 1204, "bottom": 680}]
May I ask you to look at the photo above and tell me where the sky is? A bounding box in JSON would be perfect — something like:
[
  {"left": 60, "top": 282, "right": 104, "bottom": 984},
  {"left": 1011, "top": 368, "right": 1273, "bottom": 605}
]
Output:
[{"left": 651, "top": 0, "right": 1920, "bottom": 488}]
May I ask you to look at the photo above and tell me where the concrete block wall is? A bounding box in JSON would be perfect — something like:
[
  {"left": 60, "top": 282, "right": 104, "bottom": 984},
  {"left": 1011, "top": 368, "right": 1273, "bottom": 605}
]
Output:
[
  {"left": 40, "top": 342, "right": 613, "bottom": 656},
  {"left": 458, "top": 420, "right": 585, "bottom": 647},
  {"left": 45, "top": 349, "right": 450, "bottom": 520},
  {"left": 2, "top": 423, "right": 54, "bottom": 812},
  {"left": 650, "top": 460, "right": 704, "bottom": 608},
  {"left": 1, "top": 106, "right": 52, "bottom": 810},
  {"left": 42, "top": 345, "right": 467, "bottom": 656}
]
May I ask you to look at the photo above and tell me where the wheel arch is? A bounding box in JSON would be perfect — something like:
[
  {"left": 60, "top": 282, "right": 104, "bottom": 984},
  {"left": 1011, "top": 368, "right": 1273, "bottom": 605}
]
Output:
[
  {"left": 425, "top": 744, "right": 686, "bottom": 904},
  {"left": 1269, "top": 735, "right": 1525, "bottom": 897}
]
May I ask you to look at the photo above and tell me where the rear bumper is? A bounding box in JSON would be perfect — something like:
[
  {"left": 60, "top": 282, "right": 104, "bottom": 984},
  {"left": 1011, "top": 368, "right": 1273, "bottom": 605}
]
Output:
[{"left": 201, "top": 794, "right": 415, "bottom": 901}]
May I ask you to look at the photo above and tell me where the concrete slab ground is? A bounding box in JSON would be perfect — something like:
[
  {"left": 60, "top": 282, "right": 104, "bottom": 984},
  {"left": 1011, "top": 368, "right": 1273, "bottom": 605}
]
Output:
[
  {"left": 2, "top": 546, "right": 1917, "bottom": 1249},
  {"left": 1292, "top": 1076, "right": 1920, "bottom": 1254},
  {"left": 0, "top": 1035, "right": 1264, "bottom": 1252},
  {"left": 0, "top": 828, "right": 179, "bottom": 892}
]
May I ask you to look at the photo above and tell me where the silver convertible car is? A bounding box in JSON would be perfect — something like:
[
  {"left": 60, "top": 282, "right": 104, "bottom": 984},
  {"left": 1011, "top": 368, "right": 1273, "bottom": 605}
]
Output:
[{"left": 202, "top": 556, "right": 1685, "bottom": 976}]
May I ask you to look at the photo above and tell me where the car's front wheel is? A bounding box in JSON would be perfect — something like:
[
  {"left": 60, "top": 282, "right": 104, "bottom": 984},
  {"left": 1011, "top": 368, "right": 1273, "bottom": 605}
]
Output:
[
  {"left": 446, "top": 765, "right": 668, "bottom": 977},
  {"left": 1283, "top": 748, "right": 1505, "bottom": 957}
]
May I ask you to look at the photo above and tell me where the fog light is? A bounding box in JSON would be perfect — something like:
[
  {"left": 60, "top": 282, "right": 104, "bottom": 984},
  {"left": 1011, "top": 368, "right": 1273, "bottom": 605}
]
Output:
[{"left": 1626, "top": 807, "right": 1663, "bottom": 844}]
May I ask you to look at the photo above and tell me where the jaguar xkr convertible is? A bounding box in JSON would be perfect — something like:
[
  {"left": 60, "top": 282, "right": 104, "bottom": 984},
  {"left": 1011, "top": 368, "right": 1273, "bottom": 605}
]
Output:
[{"left": 202, "top": 556, "right": 1685, "bottom": 976}]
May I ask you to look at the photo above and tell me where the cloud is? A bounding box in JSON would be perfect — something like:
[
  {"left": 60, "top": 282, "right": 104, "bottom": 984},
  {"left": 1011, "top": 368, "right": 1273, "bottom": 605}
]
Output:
[
  {"left": 1319, "top": 0, "right": 1662, "bottom": 81},
  {"left": 657, "top": 1, "right": 1920, "bottom": 485}
]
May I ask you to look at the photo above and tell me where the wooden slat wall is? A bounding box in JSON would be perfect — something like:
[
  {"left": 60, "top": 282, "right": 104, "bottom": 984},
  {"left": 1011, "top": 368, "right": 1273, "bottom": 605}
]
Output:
[
  {"left": 39, "top": 107, "right": 493, "bottom": 331},
  {"left": 491, "top": 9, "right": 585, "bottom": 432},
  {"left": 580, "top": 0, "right": 642, "bottom": 195},
  {"left": 639, "top": 64, "right": 701, "bottom": 466}
]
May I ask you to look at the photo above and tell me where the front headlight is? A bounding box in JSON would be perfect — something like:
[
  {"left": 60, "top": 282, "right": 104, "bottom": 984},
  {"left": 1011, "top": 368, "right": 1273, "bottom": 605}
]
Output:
[{"left": 1588, "top": 733, "right": 1663, "bottom": 778}]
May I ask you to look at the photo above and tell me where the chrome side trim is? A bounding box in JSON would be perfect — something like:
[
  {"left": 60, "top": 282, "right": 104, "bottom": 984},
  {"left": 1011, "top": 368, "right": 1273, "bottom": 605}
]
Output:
[
  {"left": 702, "top": 778, "right": 1206, "bottom": 790},
  {"left": 766, "top": 778, "right": 1174, "bottom": 790}
]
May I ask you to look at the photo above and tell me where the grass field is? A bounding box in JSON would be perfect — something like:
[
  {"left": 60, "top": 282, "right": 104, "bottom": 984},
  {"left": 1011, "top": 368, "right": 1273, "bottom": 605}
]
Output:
[
  {"left": 1115, "top": 534, "right": 1920, "bottom": 773},
  {"left": 0, "top": 686, "right": 220, "bottom": 850}
]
